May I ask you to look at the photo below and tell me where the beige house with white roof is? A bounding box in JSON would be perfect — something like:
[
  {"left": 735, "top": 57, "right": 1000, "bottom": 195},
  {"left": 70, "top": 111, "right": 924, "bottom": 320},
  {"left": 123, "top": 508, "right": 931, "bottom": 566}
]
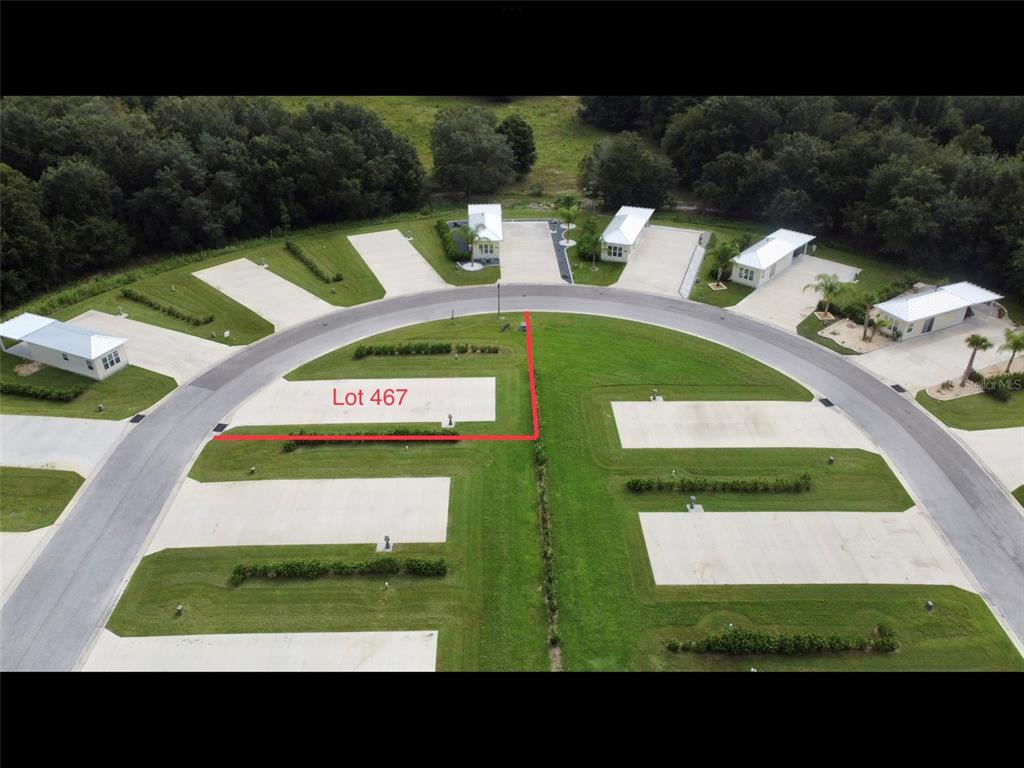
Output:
[
  {"left": 600, "top": 206, "right": 655, "bottom": 262},
  {"left": 873, "top": 282, "right": 1004, "bottom": 341},
  {"left": 0, "top": 313, "right": 128, "bottom": 380},
  {"left": 730, "top": 228, "right": 815, "bottom": 287},
  {"left": 466, "top": 203, "right": 503, "bottom": 260}
]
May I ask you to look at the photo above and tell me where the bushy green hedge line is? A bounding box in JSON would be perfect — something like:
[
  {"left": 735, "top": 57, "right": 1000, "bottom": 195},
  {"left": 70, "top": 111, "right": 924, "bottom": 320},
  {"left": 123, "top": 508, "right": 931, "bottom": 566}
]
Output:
[
  {"left": 353, "top": 342, "right": 453, "bottom": 359},
  {"left": 980, "top": 371, "right": 1024, "bottom": 402},
  {"left": 454, "top": 344, "right": 499, "bottom": 354},
  {"left": 285, "top": 241, "right": 342, "bottom": 283},
  {"left": 437, "top": 219, "right": 461, "bottom": 260},
  {"left": 664, "top": 624, "right": 899, "bottom": 656},
  {"left": 1, "top": 380, "right": 85, "bottom": 402},
  {"left": 625, "top": 473, "right": 812, "bottom": 494},
  {"left": 281, "top": 428, "right": 458, "bottom": 452},
  {"left": 120, "top": 286, "right": 214, "bottom": 325},
  {"left": 230, "top": 556, "right": 448, "bottom": 586},
  {"left": 816, "top": 271, "right": 922, "bottom": 320}
]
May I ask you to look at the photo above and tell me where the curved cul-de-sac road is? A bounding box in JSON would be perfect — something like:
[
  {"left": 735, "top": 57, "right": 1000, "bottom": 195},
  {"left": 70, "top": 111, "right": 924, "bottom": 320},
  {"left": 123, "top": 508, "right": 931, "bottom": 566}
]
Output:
[{"left": 2, "top": 284, "right": 1022, "bottom": 670}]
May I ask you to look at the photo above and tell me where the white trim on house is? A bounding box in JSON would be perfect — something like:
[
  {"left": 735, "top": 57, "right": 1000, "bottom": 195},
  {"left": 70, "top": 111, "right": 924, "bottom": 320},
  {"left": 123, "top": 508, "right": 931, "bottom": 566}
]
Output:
[
  {"left": 600, "top": 206, "right": 655, "bottom": 262},
  {"left": 873, "top": 281, "right": 1004, "bottom": 341},
  {"left": 0, "top": 312, "right": 128, "bottom": 380}
]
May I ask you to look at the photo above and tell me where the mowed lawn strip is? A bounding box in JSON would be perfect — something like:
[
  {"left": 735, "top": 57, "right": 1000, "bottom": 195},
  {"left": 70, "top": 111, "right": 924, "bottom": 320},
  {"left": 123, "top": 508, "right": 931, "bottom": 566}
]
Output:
[
  {"left": 797, "top": 312, "right": 862, "bottom": 355},
  {"left": 528, "top": 313, "right": 1018, "bottom": 670},
  {"left": 0, "top": 350, "right": 176, "bottom": 420},
  {"left": 915, "top": 390, "right": 1024, "bottom": 430},
  {"left": 0, "top": 466, "right": 84, "bottom": 532}
]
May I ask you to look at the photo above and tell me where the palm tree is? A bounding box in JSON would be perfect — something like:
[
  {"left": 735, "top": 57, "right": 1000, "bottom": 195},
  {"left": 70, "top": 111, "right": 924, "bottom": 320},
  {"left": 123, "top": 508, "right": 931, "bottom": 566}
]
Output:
[
  {"left": 960, "top": 334, "right": 993, "bottom": 386},
  {"left": 803, "top": 273, "right": 845, "bottom": 317},
  {"left": 464, "top": 225, "right": 481, "bottom": 265},
  {"left": 998, "top": 328, "right": 1024, "bottom": 373},
  {"left": 558, "top": 202, "right": 579, "bottom": 230},
  {"left": 555, "top": 193, "right": 581, "bottom": 230},
  {"left": 709, "top": 241, "right": 739, "bottom": 285}
]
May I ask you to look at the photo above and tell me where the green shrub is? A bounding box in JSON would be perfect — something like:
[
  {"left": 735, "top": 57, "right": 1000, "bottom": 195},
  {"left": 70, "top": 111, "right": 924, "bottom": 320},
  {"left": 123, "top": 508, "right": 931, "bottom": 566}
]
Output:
[
  {"left": 626, "top": 473, "right": 812, "bottom": 494},
  {"left": 120, "top": 286, "right": 214, "bottom": 325},
  {"left": 353, "top": 342, "right": 453, "bottom": 359},
  {"left": 0, "top": 380, "right": 85, "bottom": 402},
  {"left": 980, "top": 371, "right": 1023, "bottom": 402},
  {"left": 402, "top": 557, "right": 449, "bottom": 577},
  {"left": 231, "top": 556, "right": 447, "bottom": 585},
  {"left": 285, "top": 241, "right": 342, "bottom": 283},
  {"left": 436, "top": 220, "right": 461, "bottom": 260},
  {"left": 281, "top": 427, "right": 458, "bottom": 452},
  {"left": 673, "top": 625, "right": 886, "bottom": 656}
]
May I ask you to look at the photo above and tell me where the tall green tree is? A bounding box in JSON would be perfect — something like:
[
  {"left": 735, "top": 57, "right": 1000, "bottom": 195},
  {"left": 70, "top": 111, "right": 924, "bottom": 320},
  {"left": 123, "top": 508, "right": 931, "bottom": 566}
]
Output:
[
  {"left": 431, "top": 106, "right": 515, "bottom": 199},
  {"left": 803, "top": 273, "right": 845, "bottom": 316},
  {"left": 709, "top": 240, "right": 739, "bottom": 284},
  {"left": 575, "top": 215, "right": 602, "bottom": 268},
  {"left": 998, "top": 328, "right": 1024, "bottom": 372},
  {"left": 578, "top": 132, "right": 673, "bottom": 209},
  {"left": 496, "top": 114, "right": 537, "bottom": 180}
]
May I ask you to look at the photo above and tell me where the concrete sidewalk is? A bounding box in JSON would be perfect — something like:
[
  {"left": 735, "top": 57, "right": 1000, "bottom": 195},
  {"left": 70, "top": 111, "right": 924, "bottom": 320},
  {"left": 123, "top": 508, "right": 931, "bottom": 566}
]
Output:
[
  {"left": 640, "top": 507, "right": 972, "bottom": 588},
  {"left": 612, "top": 400, "right": 873, "bottom": 450},
  {"left": 229, "top": 376, "right": 496, "bottom": 426},
  {"left": 82, "top": 629, "right": 438, "bottom": 671},
  {"left": 146, "top": 477, "right": 450, "bottom": 552}
]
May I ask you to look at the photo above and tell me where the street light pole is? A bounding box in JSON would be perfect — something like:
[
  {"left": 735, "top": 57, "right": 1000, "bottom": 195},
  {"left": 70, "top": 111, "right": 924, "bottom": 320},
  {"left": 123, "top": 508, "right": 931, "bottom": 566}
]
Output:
[{"left": 497, "top": 280, "right": 501, "bottom": 319}]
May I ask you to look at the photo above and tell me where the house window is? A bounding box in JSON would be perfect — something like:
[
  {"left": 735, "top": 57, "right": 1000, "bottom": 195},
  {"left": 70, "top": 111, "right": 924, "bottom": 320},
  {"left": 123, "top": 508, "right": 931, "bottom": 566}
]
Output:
[
  {"left": 61, "top": 352, "right": 69, "bottom": 361},
  {"left": 738, "top": 266, "right": 756, "bottom": 281},
  {"left": 100, "top": 351, "right": 121, "bottom": 370},
  {"left": 477, "top": 242, "right": 493, "bottom": 256},
  {"left": 607, "top": 245, "right": 624, "bottom": 259},
  {"left": 86, "top": 360, "right": 94, "bottom": 370}
]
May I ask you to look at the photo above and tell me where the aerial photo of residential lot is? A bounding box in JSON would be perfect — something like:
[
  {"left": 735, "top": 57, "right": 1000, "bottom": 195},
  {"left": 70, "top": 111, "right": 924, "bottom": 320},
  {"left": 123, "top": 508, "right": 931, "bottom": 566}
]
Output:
[{"left": 1, "top": 94, "right": 1022, "bottom": 673}]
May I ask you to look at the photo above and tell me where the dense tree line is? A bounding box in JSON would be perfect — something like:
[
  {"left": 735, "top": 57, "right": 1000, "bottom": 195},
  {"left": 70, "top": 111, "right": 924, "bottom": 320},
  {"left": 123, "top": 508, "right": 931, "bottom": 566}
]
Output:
[
  {"left": 580, "top": 96, "right": 1024, "bottom": 296},
  {"left": 0, "top": 96, "right": 426, "bottom": 307},
  {"left": 430, "top": 106, "right": 536, "bottom": 197}
]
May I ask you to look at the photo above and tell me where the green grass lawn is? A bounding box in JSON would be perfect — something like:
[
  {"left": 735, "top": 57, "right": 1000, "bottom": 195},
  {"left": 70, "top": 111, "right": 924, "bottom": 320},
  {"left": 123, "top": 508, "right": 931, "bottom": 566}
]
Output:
[
  {"left": 797, "top": 311, "right": 862, "bottom": 355},
  {"left": 0, "top": 466, "right": 84, "bottom": 532},
  {"left": 1014, "top": 486, "right": 1024, "bottom": 506},
  {"left": 0, "top": 350, "right": 176, "bottom": 420},
  {"left": 915, "top": 389, "right": 1024, "bottom": 430},
  {"left": 106, "top": 313, "right": 1020, "bottom": 670},
  {"left": 276, "top": 96, "right": 614, "bottom": 194}
]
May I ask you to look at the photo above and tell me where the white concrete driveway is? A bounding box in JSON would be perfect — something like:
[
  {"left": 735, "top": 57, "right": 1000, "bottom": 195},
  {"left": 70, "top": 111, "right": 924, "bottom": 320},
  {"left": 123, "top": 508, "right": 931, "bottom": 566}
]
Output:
[
  {"left": 82, "top": 629, "right": 438, "bottom": 671},
  {"left": 953, "top": 427, "right": 1024, "bottom": 495},
  {"left": 0, "top": 415, "right": 127, "bottom": 475},
  {"left": 193, "top": 258, "right": 335, "bottom": 331},
  {"left": 146, "top": 477, "right": 450, "bottom": 552},
  {"left": 854, "top": 313, "right": 1016, "bottom": 391},
  {"left": 731, "top": 256, "right": 862, "bottom": 330},
  {"left": 67, "top": 310, "right": 235, "bottom": 384},
  {"left": 228, "top": 376, "right": 496, "bottom": 426},
  {"left": 347, "top": 230, "right": 447, "bottom": 297},
  {"left": 611, "top": 400, "right": 873, "bottom": 450},
  {"left": 640, "top": 507, "right": 972, "bottom": 588},
  {"left": 499, "top": 221, "right": 563, "bottom": 284},
  {"left": 615, "top": 225, "right": 702, "bottom": 298}
]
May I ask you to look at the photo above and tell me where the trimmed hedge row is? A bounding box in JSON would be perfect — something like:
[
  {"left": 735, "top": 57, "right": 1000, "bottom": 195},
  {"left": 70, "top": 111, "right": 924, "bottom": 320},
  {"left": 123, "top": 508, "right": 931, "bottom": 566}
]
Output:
[
  {"left": 664, "top": 624, "right": 899, "bottom": 656},
  {"left": 535, "top": 438, "right": 559, "bottom": 634},
  {"left": 980, "top": 371, "right": 1024, "bottom": 402},
  {"left": 455, "top": 344, "right": 499, "bottom": 354},
  {"left": 437, "top": 219, "right": 461, "bottom": 260},
  {"left": 281, "top": 428, "right": 458, "bottom": 452},
  {"left": 1, "top": 380, "right": 85, "bottom": 402},
  {"left": 353, "top": 342, "right": 452, "bottom": 359},
  {"left": 230, "top": 556, "right": 448, "bottom": 586},
  {"left": 285, "top": 241, "right": 342, "bottom": 283},
  {"left": 625, "top": 473, "right": 812, "bottom": 494},
  {"left": 120, "top": 286, "right": 214, "bottom": 325}
]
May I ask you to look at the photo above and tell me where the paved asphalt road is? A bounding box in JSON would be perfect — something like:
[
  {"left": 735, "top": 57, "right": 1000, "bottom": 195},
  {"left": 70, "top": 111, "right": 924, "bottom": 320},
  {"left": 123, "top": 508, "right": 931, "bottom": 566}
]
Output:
[{"left": 2, "top": 284, "right": 1022, "bottom": 670}]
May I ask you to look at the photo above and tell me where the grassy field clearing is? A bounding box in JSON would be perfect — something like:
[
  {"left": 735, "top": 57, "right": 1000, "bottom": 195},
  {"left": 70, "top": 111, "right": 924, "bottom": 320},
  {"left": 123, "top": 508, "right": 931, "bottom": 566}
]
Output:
[{"left": 0, "top": 467, "right": 84, "bottom": 532}]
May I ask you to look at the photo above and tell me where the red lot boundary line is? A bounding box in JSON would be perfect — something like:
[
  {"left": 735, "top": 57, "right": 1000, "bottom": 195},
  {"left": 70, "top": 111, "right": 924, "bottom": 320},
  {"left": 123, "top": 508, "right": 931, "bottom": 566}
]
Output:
[{"left": 213, "top": 311, "right": 540, "bottom": 442}]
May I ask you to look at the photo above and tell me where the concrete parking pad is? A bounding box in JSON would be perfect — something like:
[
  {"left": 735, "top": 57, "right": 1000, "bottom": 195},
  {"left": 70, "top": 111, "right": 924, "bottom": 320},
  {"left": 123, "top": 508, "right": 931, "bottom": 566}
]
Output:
[
  {"left": 1, "top": 529, "right": 49, "bottom": 597},
  {"left": 347, "top": 230, "right": 447, "bottom": 297},
  {"left": 640, "top": 507, "right": 972, "bottom": 588},
  {"left": 82, "top": 629, "right": 438, "bottom": 671},
  {"left": 67, "top": 310, "right": 235, "bottom": 384},
  {"left": 854, "top": 314, "right": 1016, "bottom": 392},
  {"left": 499, "top": 221, "right": 564, "bottom": 284},
  {"left": 731, "top": 256, "right": 862, "bottom": 330},
  {"left": 615, "top": 225, "right": 702, "bottom": 297},
  {"left": 953, "top": 427, "right": 1024, "bottom": 494},
  {"left": 193, "top": 258, "right": 335, "bottom": 331},
  {"left": 612, "top": 400, "right": 873, "bottom": 449},
  {"left": 146, "top": 477, "right": 450, "bottom": 553},
  {"left": 0, "top": 415, "right": 127, "bottom": 475},
  {"left": 229, "top": 376, "right": 496, "bottom": 426}
]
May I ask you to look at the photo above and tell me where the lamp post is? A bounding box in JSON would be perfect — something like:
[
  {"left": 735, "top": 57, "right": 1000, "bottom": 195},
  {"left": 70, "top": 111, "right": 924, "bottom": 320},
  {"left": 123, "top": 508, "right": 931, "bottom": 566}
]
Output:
[{"left": 497, "top": 280, "right": 501, "bottom": 319}]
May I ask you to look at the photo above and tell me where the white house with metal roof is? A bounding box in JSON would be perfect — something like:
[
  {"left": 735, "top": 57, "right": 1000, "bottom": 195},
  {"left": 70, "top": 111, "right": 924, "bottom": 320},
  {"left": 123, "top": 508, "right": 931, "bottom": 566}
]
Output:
[
  {"left": 467, "top": 203, "right": 503, "bottom": 260},
  {"left": 0, "top": 313, "right": 128, "bottom": 380},
  {"left": 730, "top": 228, "right": 816, "bottom": 288},
  {"left": 600, "top": 206, "right": 655, "bottom": 262},
  {"left": 873, "top": 282, "right": 1004, "bottom": 341}
]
